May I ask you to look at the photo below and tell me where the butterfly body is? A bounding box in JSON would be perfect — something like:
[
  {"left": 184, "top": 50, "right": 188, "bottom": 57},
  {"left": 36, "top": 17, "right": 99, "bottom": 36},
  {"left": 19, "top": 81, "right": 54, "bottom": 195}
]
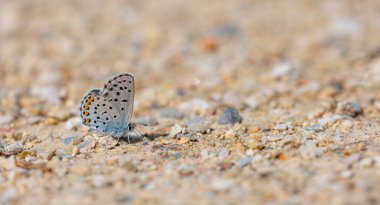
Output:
[{"left": 80, "top": 73, "right": 135, "bottom": 138}]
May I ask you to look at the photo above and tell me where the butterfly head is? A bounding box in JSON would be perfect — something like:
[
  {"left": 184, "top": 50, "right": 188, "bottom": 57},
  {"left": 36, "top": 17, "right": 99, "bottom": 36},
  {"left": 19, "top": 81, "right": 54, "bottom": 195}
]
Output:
[{"left": 127, "top": 123, "right": 136, "bottom": 132}]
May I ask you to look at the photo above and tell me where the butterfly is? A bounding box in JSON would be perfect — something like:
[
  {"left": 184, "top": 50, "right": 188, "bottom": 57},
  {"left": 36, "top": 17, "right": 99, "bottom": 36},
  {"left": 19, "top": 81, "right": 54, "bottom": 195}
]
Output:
[{"left": 80, "top": 73, "right": 136, "bottom": 140}]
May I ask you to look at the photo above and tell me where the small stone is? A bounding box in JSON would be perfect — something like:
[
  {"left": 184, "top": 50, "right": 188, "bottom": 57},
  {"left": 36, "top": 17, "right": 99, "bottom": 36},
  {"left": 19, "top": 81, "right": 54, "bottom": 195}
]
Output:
[
  {"left": 318, "top": 114, "right": 344, "bottom": 126},
  {"left": 177, "top": 133, "right": 198, "bottom": 141},
  {"left": 336, "top": 101, "right": 363, "bottom": 117},
  {"left": 273, "top": 122, "right": 292, "bottom": 131},
  {"left": 160, "top": 139, "right": 171, "bottom": 145},
  {"left": 235, "top": 156, "right": 253, "bottom": 168},
  {"left": 160, "top": 107, "right": 184, "bottom": 119},
  {"left": 218, "top": 107, "right": 243, "bottom": 125},
  {"left": 135, "top": 117, "right": 158, "bottom": 126},
  {"left": 169, "top": 124, "right": 186, "bottom": 138},
  {"left": 24, "top": 156, "right": 37, "bottom": 162},
  {"left": 185, "top": 117, "right": 211, "bottom": 133},
  {"left": 178, "top": 165, "right": 194, "bottom": 176},
  {"left": 65, "top": 117, "right": 82, "bottom": 130},
  {"left": 265, "top": 135, "right": 284, "bottom": 142},
  {"left": 271, "top": 62, "right": 292, "bottom": 77},
  {"left": 247, "top": 140, "right": 265, "bottom": 150},
  {"left": 46, "top": 118, "right": 59, "bottom": 125},
  {"left": 340, "top": 170, "right": 353, "bottom": 178},
  {"left": 248, "top": 127, "right": 261, "bottom": 133},
  {"left": 0, "top": 142, "right": 23, "bottom": 156},
  {"left": 304, "top": 123, "right": 326, "bottom": 132},
  {"left": 218, "top": 150, "right": 230, "bottom": 159},
  {"left": 224, "top": 130, "right": 237, "bottom": 139},
  {"left": 178, "top": 137, "right": 190, "bottom": 144},
  {"left": 219, "top": 161, "right": 234, "bottom": 170}
]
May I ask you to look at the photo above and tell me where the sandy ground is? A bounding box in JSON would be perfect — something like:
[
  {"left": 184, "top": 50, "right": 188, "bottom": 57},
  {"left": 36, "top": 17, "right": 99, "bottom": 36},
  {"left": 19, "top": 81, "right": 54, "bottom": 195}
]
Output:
[{"left": 1, "top": 0, "right": 380, "bottom": 204}]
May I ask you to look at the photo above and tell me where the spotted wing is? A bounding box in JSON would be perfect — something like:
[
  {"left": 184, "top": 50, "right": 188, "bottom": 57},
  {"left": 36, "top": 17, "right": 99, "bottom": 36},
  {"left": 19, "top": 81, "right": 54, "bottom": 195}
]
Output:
[
  {"left": 102, "top": 73, "right": 135, "bottom": 129},
  {"left": 80, "top": 89, "right": 124, "bottom": 134}
]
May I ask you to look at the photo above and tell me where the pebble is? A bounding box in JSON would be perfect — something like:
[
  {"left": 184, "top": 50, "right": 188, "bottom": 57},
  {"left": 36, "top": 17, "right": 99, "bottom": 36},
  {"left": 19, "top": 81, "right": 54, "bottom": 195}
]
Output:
[
  {"left": 134, "top": 116, "right": 158, "bottom": 126},
  {"left": 178, "top": 137, "right": 190, "bottom": 144},
  {"left": 304, "top": 124, "right": 326, "bottom": 132},
  {"left": 318, "top": 114, "right": 344, "bottom": 126},
  {"left": 340, "top": 170, "right": 353, "bottom": 178},
  {"left": 336, "top": 101, "right": 363, "bottom": 117},
  {"left": 218, "top": 107, "right": 243, "bottom": 125},
  {"left": 218, "top": 150, "right": 230, "bottom": 159},
  {"left": 224, "top": 130, "right": 237, "bottom": 139},
  {"left": 169, "top": 124, "right": 186, "bottom": 138},
  {"left": 265, "top": 135, "right": 284, "bottom": 142},
  {"left": 247, "top": 140, "right": 265, "bottom": 150},
  {"left": 271, "top": 62, "right": 292, "bottom": 77},
  {"left": 185, "top": 117, "right": 211, "bottom": 133},
  {"left": 235, "top": 156, "right": 253, "bottom": 168},
  {"left": 177, "top": 133, "right": 198, "bottom": 142},
  {"left": 274, "top": 122, "right": 292, "bottom": 131},
  {"left": 0, "top": 142, "right": 23, "bottom": 156},
  {"left": 159, "top": 107, "right": 184, "bottom": 119},
  {"left": 219, "top": 161, "right": 234, "bottom": 170},
  {"left": 178, "top": 165, "right": 194, "bottom": 176},
  {"left": 65, "top": 117, "right": 82, "bottom": 130}
]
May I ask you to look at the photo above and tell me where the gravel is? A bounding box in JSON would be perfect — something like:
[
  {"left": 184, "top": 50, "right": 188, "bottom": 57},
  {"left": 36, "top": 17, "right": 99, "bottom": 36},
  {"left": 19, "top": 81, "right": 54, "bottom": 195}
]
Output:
[{"left": 217, "top": 107, "right": 243, "bottom": 125}]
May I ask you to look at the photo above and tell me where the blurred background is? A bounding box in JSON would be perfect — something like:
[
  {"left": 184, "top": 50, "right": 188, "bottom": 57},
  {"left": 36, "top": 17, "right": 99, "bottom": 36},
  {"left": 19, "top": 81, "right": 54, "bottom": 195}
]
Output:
[
  {"left": 1, "top": 0, "right": 380, "bottom": 204},
  {"left": 1, "top": 0, "right": 379, "bottom": 107}
]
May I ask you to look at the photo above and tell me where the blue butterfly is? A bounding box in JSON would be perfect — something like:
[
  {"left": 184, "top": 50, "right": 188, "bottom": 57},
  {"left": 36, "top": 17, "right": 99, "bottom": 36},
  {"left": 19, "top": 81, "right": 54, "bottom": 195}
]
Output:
[{"left": 80, "top": 73, "right": 136, "bottom": 139}]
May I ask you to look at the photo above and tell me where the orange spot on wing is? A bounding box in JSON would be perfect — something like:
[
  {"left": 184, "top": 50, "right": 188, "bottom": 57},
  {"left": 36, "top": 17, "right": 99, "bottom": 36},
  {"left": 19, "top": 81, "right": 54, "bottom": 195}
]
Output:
[{"left": 85, "top": 118, "right": 91, "bottom": 124}]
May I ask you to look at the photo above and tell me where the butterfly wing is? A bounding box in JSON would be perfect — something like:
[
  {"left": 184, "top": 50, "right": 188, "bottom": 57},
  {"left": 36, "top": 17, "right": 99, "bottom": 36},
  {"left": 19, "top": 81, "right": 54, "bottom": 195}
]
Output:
[
  {"left": 102, "top": 73, "right": 135, "bottom": 129},
  {"left": 80, "top": 89, "right": 125, "bottom": 134}
]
